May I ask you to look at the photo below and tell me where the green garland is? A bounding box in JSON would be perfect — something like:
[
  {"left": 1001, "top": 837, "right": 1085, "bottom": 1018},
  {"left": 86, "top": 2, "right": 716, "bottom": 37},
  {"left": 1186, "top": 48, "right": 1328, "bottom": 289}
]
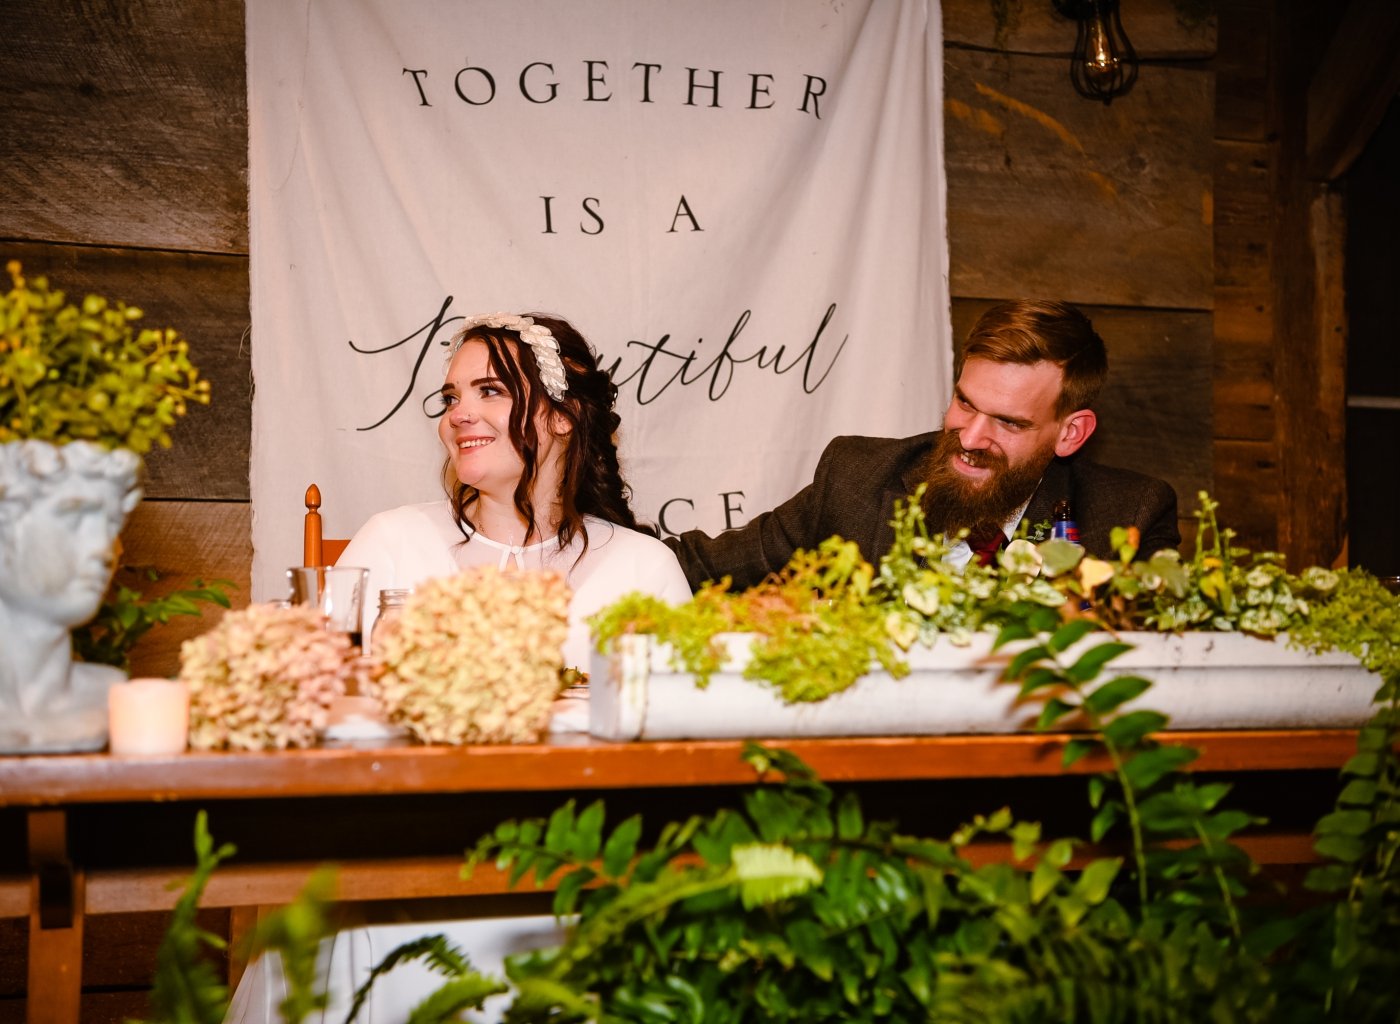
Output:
[{"left": 593, "top": 490, "right": 1400, "bottom": 706}]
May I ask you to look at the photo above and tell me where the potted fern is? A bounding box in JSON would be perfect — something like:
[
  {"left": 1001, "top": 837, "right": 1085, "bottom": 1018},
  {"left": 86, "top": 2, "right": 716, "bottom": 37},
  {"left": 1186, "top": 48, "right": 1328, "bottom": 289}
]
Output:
[{"left": 0, "top": 260, "right": 209, "bottom": 753}]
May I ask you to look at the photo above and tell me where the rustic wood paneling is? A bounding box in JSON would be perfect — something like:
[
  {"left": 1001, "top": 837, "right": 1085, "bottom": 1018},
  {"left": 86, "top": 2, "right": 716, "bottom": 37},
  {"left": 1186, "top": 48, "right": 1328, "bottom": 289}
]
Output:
[
  {"left": 115, "top": 500, "right": 253, "bottom": 679},
  {"left": 951, "top": 299, "right": 1211, "bottom": 529},
  {"left": 1271, "top": 3, "right": 1350, "bottom": 569},
  {"left": 2, "top": 243, "right": 251, "bottom": 501},
  {"left": 1215, "top": 439, "right": 1280, "bottom": 553},
  {"left": 943, "top": 0, "right": 1216, "bottom": 57},
  {"left": 1212, "top": 2, "right": 1278, "bottom": 550},
  {"left": 1215, "top": 0, "right": 1273, "bottom": 141},
  {"left": 0, "top": 0, "right": 247, "bottom": 252},
  {"left": 1212, "top": 352, "right": 1274, "bottom": 441},
  {"left": 1213, "top": 141, "right": 1273, "bottom": 296},
  {"left": 945, "top": 49, "right": 1214, "bottom": 310},
  {"left": 1214, "top": 139, "right": 1275, "bottom": 443}
]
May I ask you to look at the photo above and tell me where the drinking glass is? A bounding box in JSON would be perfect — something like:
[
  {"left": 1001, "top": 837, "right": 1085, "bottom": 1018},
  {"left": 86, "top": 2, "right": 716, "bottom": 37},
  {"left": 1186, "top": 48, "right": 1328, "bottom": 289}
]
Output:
[{"left": 287, "top": 566, "right": 370, "bottom": 649}]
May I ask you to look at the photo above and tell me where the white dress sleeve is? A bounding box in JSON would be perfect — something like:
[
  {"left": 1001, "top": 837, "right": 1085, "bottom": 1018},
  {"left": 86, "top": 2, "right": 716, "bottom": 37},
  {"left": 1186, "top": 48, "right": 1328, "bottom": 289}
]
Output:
[{"left": 337, "top": 502, "right": 461, "bottom": 639}]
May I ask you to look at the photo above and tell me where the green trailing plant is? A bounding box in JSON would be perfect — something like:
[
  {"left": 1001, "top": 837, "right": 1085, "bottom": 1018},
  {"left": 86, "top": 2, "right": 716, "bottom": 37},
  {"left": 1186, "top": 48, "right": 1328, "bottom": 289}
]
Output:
[
  {"left": 591, "top": 536, "right": 907, "bottom": 702},
  {"left": 594, "top": 490, "right": 1400, "bottom": 707},
  {"left": 70, "top": 568, "right": 234, "bottom": 671},
  {"left": 1283, "top": 671, "right": 1400, "bottom": 1023},
  {"left": 0, "top": 260, "right": 210, "bottom": 452},
  {"left": 141, "top": 811, "right": 236, "bottom": 1024}
]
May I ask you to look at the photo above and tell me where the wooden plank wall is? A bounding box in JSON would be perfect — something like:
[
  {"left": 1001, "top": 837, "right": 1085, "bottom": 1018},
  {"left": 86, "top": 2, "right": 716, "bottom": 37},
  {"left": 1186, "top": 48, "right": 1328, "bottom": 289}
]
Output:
[
  {"left": 1212, "top": 0, "right": 1279, "bottom": 553},
  {"left": 0, "top": 1, "right": 253, "bottom": 679}
]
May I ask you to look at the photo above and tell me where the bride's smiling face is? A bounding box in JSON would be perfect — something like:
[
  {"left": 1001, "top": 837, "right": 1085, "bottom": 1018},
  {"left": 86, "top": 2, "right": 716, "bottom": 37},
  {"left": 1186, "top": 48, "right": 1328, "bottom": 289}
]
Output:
[{"left": 437, "top": 339, "right": 564, "bottom": 501}]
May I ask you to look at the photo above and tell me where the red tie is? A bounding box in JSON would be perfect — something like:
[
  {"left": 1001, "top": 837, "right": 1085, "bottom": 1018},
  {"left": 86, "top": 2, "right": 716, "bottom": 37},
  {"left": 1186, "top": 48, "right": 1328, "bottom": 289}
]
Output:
[{"left": 968, "top": 526, "right": 1004, "bottom": 567}]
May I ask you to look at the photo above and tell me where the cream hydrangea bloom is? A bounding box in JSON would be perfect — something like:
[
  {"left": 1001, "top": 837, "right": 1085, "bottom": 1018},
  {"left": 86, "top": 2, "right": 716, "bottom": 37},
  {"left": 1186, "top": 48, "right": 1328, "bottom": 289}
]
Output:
[
  {"left": 180, "top": 604, "right": 355, "bottom": 751},
  {"left": 370, "top": 566, "right": 570, "bottom": 745}
]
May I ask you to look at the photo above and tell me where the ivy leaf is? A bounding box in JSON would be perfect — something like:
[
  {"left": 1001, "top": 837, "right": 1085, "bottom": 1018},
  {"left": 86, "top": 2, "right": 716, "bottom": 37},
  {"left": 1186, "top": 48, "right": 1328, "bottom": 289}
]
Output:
[
  {"left": 1056, "top": 893, "right": 1090, "bottom": 928},
  {"left": 1037, "top": 696, "right": 1078, "bottom": 730},
  {"left": 1123, "top": 746, "right": 1197, "bottom": 791},
  {"left": 1074, "top": 858, "right": 1121, "bottom": 904},
  {"left": 1031, "top": 861, "right": 1061, "bottom": 904},
  {"left": 1243, "top": 916, "right": 1305, "bottom": 959},
  {"left": 1316, "top": 809, "right": 1374, "bottom": 836},
  {"left": 1062, "top": 738, "right": 1098, "bottom": 769},
  {"left": 1090, "top": 802, "right": 1120, "bottom": 842},
  {"left": 1065, "top": 642, "right": 1134, "bottom": 683},
  {"left": 1342, "top": 752, "right": 1380, "bottom": 777},
  {"left": 1006, "top": 643, "right": 1050, "bottom": 682},
  {"left": 1102, "top": 709, "right": 1169, "bottom": 748},
  {"left": 1038, "top": 537, "right": 1085, "bottom": 577},
  {"left": 1010, "top": 820, "right": 1041, "bottom": 861},
  {"left": 993, "top": 620, "right": 1035, "bottom": 648},
  {"left": 1018, "top": 665, "right": 1065, "bottom": 697},
  {"left": 1338, "top": 778, "right": 1378, "bottom": 806},
  {"left": 1044, "top": 838, "right": 1074, "bottom": 869},
  {"left": 1084, "top": 675, "right": 1153, "bottom": 716},
  {"left": 1314, "top": 834, "right": 1367, "bottom": 864},
  {"left": 985, "top": 807, "right": 1013, "bottom": 832},
  {"left": 1200, "top": 808, "right": 1259, "bottom": 838},
  {"left": 1048, "top": 618, "right": 1099, "bottom": 654},
  {"left": 1303, "top": 863, "right": 1353, "bottom": 893}
]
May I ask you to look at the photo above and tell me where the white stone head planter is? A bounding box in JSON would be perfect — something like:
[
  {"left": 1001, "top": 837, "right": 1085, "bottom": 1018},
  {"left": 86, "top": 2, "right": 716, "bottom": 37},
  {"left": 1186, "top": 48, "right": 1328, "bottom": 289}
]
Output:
[{"left": 0, "top": 440, "right": 142, "bottom": 753}]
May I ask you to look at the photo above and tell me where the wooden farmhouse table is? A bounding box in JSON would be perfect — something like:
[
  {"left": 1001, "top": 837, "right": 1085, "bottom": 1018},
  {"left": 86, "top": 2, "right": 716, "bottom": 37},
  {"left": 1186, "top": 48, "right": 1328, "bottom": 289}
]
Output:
[{"left": 0, "top": 729, "right": 1360, "bottom": 1024}]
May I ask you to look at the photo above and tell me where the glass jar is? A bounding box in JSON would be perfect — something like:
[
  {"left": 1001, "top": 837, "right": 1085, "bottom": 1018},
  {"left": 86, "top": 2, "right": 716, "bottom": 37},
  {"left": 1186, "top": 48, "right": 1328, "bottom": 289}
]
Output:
[{"left": 369, "top": 588, "right": 411, "bottom": 655}]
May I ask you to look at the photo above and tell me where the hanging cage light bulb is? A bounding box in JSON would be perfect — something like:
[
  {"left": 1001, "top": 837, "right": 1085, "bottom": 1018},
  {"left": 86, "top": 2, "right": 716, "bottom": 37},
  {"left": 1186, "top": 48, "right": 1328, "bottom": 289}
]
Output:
[{"left": 1053, "top": 0, "right": 1139, "bottom": 105}]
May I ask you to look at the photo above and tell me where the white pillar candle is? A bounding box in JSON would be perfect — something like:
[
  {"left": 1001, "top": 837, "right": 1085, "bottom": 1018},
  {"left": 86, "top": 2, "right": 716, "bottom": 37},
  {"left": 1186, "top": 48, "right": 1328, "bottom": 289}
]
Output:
[{"left": 108, "top": 678, "right": 190, "bottom": 756}]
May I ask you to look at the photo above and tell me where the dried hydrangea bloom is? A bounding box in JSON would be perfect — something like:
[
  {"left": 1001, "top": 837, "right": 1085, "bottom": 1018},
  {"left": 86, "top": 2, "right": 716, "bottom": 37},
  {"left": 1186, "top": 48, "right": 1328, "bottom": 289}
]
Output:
[
  {"left": 180, "top": 603, "right": 355, "bottom": 750},
  {"left": 370, "top": 566, "right": 569, "bottom": 745}
]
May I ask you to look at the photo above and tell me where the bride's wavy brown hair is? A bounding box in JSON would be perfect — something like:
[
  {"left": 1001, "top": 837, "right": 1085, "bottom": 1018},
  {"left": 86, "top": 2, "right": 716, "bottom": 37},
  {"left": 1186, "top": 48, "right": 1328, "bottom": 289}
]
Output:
[{"left": 440, "top": 313, "right": 652, "bottom": 552}]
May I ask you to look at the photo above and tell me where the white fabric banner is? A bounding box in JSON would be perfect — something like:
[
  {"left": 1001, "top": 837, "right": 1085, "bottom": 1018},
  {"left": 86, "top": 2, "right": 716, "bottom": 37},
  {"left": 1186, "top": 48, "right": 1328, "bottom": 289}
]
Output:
[{"left": 247, "top": 0, "right": 950, "bottom": 600}]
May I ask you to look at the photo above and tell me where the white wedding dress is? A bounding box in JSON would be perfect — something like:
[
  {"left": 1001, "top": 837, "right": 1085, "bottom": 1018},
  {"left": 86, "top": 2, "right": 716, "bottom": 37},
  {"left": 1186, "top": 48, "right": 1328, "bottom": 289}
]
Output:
[
  {"left": 225, "top": 504, "right": 691, "bottom": 1023},
  {"left": 226, "top": 912, "right": 567, "bottom": 1023}
]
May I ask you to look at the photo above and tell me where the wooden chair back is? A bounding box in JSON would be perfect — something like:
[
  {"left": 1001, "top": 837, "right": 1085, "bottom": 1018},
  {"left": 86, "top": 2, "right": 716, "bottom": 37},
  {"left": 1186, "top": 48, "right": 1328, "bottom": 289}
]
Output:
[{"left": 303, "top": 484, "right": 350, "bottom": 567}]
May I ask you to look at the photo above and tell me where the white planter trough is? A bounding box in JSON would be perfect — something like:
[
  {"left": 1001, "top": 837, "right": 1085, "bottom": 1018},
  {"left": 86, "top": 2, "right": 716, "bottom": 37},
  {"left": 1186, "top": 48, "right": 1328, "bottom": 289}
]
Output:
[{"left": 588, "top": 632, "right": 1380, "bottom": 741}]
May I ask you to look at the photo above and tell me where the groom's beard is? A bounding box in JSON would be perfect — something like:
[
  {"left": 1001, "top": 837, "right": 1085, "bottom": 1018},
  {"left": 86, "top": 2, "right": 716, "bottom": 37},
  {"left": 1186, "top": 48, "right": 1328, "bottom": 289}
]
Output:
[{"left": 919, "top": 429, "right": 1055, "bottom": 538}]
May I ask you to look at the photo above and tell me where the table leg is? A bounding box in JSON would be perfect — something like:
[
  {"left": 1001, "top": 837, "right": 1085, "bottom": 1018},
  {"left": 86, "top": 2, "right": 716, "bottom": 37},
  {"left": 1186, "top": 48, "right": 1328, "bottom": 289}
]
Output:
[{"left": 26, "top": 810, "right": 83, "bottom": 1024}]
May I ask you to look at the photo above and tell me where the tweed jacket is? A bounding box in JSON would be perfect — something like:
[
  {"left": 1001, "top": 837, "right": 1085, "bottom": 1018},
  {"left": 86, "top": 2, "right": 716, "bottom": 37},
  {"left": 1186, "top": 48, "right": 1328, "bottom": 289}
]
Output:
[{"left": 667, "top": 432, "right": 1181, "bottom": 592}]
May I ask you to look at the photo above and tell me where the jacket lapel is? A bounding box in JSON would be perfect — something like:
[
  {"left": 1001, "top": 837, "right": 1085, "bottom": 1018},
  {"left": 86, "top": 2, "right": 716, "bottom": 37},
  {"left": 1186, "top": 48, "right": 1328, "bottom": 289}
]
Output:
[{"left": 1023, "top": 458, "right": 1073, "bottom": 541}]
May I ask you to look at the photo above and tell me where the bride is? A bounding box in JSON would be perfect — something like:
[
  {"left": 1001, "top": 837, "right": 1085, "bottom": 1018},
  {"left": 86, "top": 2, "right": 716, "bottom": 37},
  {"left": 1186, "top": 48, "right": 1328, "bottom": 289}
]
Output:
[
  {"left": 339, "top": 311, "right": 691, "bottom": 670},
  {"left": 228, "top": 314, "right": 691, "bottom": 1022}
]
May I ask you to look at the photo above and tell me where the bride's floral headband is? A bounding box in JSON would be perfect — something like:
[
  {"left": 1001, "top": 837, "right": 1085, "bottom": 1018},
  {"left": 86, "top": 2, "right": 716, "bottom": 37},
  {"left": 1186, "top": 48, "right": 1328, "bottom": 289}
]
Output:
[{"left": 456, "top": 313, "right": 568, "bottom": 402}]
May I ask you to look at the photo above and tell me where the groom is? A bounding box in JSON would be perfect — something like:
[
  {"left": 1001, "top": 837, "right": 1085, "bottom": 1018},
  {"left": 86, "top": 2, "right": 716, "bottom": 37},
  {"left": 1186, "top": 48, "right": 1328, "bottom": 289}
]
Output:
[{"left": 665, "top": 299, "right": 1180, "bottom": 592}]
